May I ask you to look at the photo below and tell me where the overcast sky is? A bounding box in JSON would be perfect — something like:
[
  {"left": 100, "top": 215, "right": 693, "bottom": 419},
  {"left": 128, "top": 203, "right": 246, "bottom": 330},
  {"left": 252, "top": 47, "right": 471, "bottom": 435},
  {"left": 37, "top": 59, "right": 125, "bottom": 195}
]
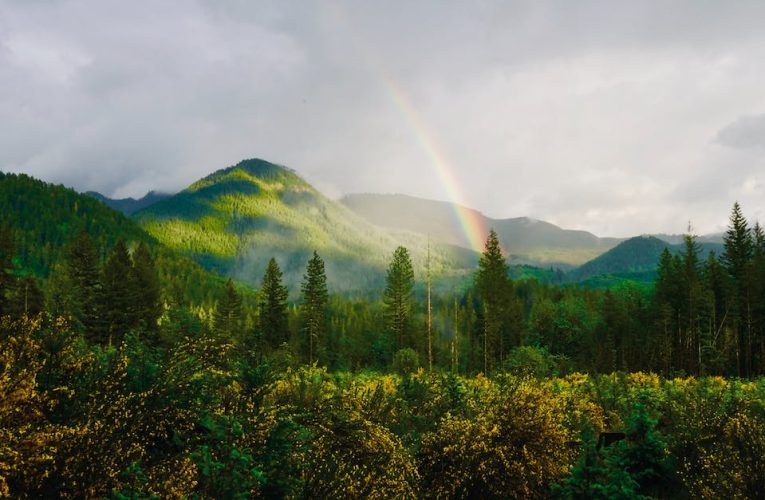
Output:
[{"left": 2, "top": 0, "right": 765, "bottom": 237}]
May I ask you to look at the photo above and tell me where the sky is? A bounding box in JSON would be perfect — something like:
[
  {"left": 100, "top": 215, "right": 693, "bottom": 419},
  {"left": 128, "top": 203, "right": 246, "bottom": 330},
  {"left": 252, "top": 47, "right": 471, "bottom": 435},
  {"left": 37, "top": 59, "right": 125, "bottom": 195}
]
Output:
[{"left": 2, "top": 0, "right": 765, "bottom": 237}]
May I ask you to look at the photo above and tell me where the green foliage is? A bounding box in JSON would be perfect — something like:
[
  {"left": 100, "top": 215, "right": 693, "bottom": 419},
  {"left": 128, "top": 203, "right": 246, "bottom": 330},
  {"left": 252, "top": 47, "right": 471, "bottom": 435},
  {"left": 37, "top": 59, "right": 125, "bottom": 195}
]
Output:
[
  {"left": 392, "top": 348, "right": 420, "bottom": 377},
  {"left": 300, "top": 251, "right": 328, "bottom": 365},
  {"left": 384, "top": 246, "right": 415, "bottom": 350},
  {"left": 503, "top": 345, "right": 558, "bottom": 378},
  {"left": 260, "top": 258, "right": 289, "bottom": 351}
]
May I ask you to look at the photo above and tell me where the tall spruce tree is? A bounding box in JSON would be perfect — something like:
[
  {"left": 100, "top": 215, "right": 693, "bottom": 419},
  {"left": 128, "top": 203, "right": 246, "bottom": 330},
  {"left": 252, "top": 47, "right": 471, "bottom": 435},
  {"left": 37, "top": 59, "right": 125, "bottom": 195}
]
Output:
[
  {"left": 131, "top": 242, "right": 162, "bottom": 332},
  {"left": 384, "top": 246, "right": 415, "bottom": 350},
  {"left": 101, "top": 239, "right": 137, "bottom": 345},
  {"left": 259, "top": 257, "right": 289, "bottom": 351},
  {"left": 300, "top": 251, "right": 328, "bottom": 365},
  {"left": 722, "top": 202, "right": 754, "bottom": 376},
  {"left": 475, "top": 229, "right": 510, "bottom": 373},
  {"left": 0, "top": 224, "right": 15, "bottom": 315},
  {"left": 214, "top": 278, "right": 243, "bottom": 339},
  {"left": 66, "top": 230, "right": 101, "bottom": 337}
]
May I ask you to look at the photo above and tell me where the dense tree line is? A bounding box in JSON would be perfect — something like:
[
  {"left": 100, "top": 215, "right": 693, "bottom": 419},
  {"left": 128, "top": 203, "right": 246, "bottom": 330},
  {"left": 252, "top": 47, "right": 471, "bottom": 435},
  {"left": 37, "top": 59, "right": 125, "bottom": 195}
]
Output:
[{"left": 4, "top": 199, "right": 765, "bottom": 496}]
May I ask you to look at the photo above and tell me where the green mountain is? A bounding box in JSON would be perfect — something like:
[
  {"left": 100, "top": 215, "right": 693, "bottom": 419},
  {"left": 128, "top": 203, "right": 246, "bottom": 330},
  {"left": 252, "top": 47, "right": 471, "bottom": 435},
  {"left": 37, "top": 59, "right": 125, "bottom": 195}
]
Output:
[
  {"left": 86, "top": 190, "right": 172, "bottom": 215},
  {"left": 0, "top": 171, "right": 232, "bottom": 307},
  {"left": 570, "top": 235, "right": 726, "bottom": 285},
  {"left": 341, "top": 193, "right": 621, "bottom": 267},
  {"left": 134, "top": 159, "right": 478, "bottom": 293}
]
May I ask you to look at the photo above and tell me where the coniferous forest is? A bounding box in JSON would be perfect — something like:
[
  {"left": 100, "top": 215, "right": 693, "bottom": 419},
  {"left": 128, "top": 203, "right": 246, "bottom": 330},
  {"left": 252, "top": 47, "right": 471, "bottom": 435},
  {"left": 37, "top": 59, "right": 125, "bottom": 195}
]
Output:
[{"left": 1, "top": 169, "right": 765, "bottom": 498}]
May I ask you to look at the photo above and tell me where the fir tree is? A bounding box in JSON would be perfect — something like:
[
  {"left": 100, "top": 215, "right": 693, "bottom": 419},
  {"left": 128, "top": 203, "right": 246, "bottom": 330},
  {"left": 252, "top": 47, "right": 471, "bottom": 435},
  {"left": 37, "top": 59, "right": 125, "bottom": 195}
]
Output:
[
  {"left": 0, "top": 224, "right": 16, "bottom": 315},
  {"left": 66, "top": 230, "right": 101, "bottom": 336},
  {"left": 722, "top": 202, "right": 754, "bottom": 376},
  {"left": 475, "top": 229, "right": 511, "bottom": 372},
  {"left": 260, "top": 258, "right": 289, "bottom": 350},
  {"left": 214, "top": 278, "right": 243, "bottom": 339},
  {"left": 101, "top": 239, "right": 137, "bottom": 345},
  {"left": 383, "top": 246, "right": 415, "bottom": 350},
  {"left": 300, "top": 251, "right": 328, "bottom": 365},
  {"left": 130, "top": 242, "right": 162, "bottom": 332}
]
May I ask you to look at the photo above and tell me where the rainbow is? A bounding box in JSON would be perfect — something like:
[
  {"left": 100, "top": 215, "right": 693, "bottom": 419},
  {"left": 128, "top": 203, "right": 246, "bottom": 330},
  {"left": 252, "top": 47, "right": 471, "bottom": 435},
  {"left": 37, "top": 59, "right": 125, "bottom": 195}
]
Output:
[
  {"left": 323, "top": 1, "right": 488, "bottom": 253},
  {"left": 381, "top": 78, "right": 489, "bottom": 253}
]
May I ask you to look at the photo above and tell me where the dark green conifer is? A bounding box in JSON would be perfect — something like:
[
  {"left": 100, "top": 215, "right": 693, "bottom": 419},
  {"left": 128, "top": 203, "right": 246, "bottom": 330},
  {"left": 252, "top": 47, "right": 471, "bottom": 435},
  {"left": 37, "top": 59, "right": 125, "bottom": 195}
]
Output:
[
  {"left": 131, "top": 242, "right": 162, "bottom": 332},
  {"left": 259, "top": 258, "right": 289, "bottom": 350},
  {"left": 383, "top": 246, "right": 415, "bottom": 350},
  {"left": 101, "top": 239, "right": 137, "bottom": 345},
  {"left": 214, "top": 278, "right": 243, "bottom": 339},
  {"left": 301, "top": 251, "right": 328, "bottom": 365},
  {"left": 0, "top": 224, "right": 16, "bottom": 315},
  {"left": 66, "top": 230, "right": 101, "bottom": 336}
]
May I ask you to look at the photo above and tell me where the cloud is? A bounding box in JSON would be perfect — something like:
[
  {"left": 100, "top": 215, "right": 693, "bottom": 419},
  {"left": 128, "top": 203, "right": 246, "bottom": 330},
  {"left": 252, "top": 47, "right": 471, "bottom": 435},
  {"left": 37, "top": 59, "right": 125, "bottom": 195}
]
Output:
[
  {"left": 2, "top": 0, "right": 765, "bottom": 236},
  {"left": 716, "top": 114, "right": 765, "bottom": 149}
]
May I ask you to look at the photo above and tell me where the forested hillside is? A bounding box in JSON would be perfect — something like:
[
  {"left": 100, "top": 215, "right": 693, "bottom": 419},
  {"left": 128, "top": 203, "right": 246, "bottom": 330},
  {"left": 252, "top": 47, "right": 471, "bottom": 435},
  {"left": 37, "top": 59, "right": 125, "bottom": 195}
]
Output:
[
  {"left": 134, "top": 159, "right": 478, "bottom": 293},
  {"left": 0, "top": 172, "right": 242, "bottom": 309},
  {"left": 2, "top": 170, "right": 765, "bottom": 497}
]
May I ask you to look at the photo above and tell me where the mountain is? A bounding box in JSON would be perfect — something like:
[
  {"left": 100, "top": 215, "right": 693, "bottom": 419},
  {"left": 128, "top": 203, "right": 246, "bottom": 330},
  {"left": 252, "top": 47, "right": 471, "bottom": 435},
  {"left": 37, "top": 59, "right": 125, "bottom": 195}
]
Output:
[
  {"left": 0, "top": 171, "right": 233, "bottom": 307},
  {"left": 570, "top": 235, "right": 726, "bottom": 284},
  {"left": 134, "top": 159, "right": 478, "bottom": 293},
  {"left": 341, "top": 193, "right": 621, "bottom": 267},
  {"left": 569, "top": 235, "right": 669, "bottom": 283},
  {"left": 86, "top": 190, "right": 172, "bottom": 215}
]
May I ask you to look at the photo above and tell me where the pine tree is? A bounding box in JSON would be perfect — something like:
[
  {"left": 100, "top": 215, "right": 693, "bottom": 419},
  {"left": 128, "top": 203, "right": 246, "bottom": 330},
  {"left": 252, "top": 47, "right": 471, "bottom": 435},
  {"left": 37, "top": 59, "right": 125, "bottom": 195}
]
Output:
[
  {"left": 300, "top": 251, "right": 328, "bottom": 365},
  {"left": 722, "top": 202, "right": 754, "bottom": 376},
  {"left": 66, "top": 230, "right": 101, "bottom": 336},
  {"left": 130, "top": 242, "right": 162, "bottom": 332},
  {"left": 0, "top": 224, "right": 16, "bottom": 315},
  {"left": 214, "top": 278, "right": 243, "bottom": 339},
  {"left": 260, "top": 257, "right": 289, "bottom": 351},
  {"left": 383, "top": 246, "right": 415, "bottom": 350},
  {"left": 475, "top": 229, "right": 510, "bottom": 373},
  {"left": 101, "top": 239, "right": 137, "bottom": 345}
]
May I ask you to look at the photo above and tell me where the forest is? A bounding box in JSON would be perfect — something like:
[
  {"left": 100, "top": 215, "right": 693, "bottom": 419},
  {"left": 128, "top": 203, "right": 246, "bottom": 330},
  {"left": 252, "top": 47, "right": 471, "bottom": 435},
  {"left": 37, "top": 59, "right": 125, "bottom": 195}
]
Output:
[{"left": 2, "top": 179, "right": 765, "bottom": 497}]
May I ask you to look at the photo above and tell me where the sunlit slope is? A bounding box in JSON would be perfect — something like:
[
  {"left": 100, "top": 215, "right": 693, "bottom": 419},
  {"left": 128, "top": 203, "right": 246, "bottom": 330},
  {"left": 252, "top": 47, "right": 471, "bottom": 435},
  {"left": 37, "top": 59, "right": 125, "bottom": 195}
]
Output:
[
  {"left": 134, "top": 159, "right": 478, "bottom": 292},
  {"left": 342, "top": 193, "right": 621, "bottom": 266},
  {"left": 0, "top": 171, "right": 232, "bottom": 307}
]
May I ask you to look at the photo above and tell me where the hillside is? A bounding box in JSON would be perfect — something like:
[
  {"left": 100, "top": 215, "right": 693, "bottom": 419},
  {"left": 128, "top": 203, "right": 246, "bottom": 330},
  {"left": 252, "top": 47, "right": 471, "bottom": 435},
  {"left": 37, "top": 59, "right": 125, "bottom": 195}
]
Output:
[
  {"left": 134, "top": 159, "right": 478, "bottom": 293},
  {"left": 341, "top": 193, "right": 620, "bottom": 267},
  {"left": 86, "top": 190, "right": 172, "bottom": 215},
  {"left": 570, "top": 235, "right": 726, "bottom": 284},
  {"left": 0, "top": 171, "right": 232, "bottom": 307}
]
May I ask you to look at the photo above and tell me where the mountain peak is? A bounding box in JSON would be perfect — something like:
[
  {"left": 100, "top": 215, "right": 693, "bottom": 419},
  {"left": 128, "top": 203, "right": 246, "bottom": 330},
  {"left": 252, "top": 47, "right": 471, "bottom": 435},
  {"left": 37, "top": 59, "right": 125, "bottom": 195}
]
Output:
[{"left": 187, "top": 158, "right": 309, "bottom": 195}]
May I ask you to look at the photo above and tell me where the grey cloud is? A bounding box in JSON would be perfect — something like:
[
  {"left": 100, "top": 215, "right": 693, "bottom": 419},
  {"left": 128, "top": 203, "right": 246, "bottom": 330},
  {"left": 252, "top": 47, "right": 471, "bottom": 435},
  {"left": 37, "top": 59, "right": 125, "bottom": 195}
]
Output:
[
  {"left": 1, "top": 0, "right": 765, "bottom": 236},
  {"left": 716, "top": 114, "right": 765, "bottom": 149}
]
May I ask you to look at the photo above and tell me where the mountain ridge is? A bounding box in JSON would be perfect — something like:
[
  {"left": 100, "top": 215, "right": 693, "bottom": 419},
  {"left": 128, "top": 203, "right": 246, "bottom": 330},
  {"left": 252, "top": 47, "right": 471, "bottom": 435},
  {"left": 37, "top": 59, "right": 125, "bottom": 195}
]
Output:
[
  {"left": 132, "top": 159, "right": 478, "bottom": 293},
  {"left": 341, "top": 193, "right": 621, "bottom": 267}
]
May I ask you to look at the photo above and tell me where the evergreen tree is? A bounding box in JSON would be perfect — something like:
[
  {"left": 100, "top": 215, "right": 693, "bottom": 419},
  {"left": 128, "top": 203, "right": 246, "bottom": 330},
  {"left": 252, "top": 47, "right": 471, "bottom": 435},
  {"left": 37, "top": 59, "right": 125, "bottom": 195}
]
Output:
[
  {"left": 383, "top": 246, "right": 415, "bottom": 350},
  {"left": 475, "top": 229, "right": 511, "bottom": 373},
  {"left": 66, "top": 230, "right": 101, "bottom": 336},
  {"left": 259, "top": 258, "right": 289, "bottom": 350},
  {"left": 722, "top": 202, "right": 754, "bottom": 376},
  {"left": 101, "top": 239, "right": 137, "bottom": 345},
  {"left": 300, "top": 251, "right": 328, "bottom": 365},
  {"left": 130, "top": 242, "right": 162, "bottom": 332},
  {"left": 214, "top": 278, "right": 243, "bottom": 339},
  {"left": 0, "top": 224, "right": 16, "bottom": 315}
]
